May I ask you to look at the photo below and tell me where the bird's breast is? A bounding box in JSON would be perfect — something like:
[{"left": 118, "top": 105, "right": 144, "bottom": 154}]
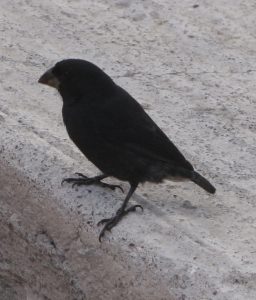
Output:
[{"left": 62, "top": 103, "right": 114, "bottom": 167}]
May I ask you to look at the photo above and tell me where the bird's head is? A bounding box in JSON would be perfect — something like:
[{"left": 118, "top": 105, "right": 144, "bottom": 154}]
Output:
[{"left": 38, "top": 59, "right": 115, "bottom": 101}]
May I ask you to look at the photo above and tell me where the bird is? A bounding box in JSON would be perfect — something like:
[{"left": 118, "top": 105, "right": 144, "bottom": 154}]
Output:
[{"left": 38, "top": 59, "right": 216, "bottom": 241}]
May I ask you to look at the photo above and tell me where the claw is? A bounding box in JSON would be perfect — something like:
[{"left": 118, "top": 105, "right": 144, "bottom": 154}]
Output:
[
  {"left": 99, "top": 229, "right": 106, "bottom": 242},
  {"left": 97, "top": 218, "right": 111, "bottom": 226},
  {"left": 75, "top": 172, "right": 88, "bottom": 178},
  {"left": 116, "top": 185, "right": 124, "bottom": 193},
  {"left": 61, "top": 177, "right": 76, "bottom": 186},
  {"left": 105, "top": 184, "right": 124, "bottom": 193},
  {"left": 99, "top": 223, "right": 113, "bottom": 242},
  {"left": 98, "top": 204, "right": 144, "bottom": 242},
  {"left": 127, "top": 205, "right": 143, "bottom": 212}
]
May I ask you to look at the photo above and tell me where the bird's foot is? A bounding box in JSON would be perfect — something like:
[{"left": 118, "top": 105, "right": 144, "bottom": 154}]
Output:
[
  {"left": 61, "top": 173, "right": 124, "bottom": 192},
  {"left": 98, "top": 205, "right": 143, "bottom": 242}
]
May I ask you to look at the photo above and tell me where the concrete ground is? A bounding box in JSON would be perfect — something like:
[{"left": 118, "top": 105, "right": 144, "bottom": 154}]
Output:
[{"left": 0, "top": 0, "right": 256, "bottom": 299}]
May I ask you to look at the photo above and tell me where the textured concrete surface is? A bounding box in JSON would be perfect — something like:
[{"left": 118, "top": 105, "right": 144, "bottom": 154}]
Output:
[{"left": 0, "top": 0, "right": 256, "bottom": 299}]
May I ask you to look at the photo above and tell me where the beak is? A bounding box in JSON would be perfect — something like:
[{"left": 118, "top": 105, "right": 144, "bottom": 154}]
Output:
[{"left": 38, "top": 68, "right": 60, "bottom": 89}]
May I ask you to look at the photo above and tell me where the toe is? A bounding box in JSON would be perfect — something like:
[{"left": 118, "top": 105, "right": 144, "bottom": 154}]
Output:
[
  {"left": 75, "top": 173, "right": 88, "bottom": 179},
  {"left": 99, "top": 230, "right": 105, "bottom": 242},
  {"left": 126, "top": 205, "right": 143, "bottom": 212},
  {"left": 98, "top": 222, "right": 112, "bottom": 242},
  {"left": 114, "top": 185, "right": 124, "bottom": 193},
  {"left": 61, "top": 178, "right": 73, "bottom": 185},
  {"left": 97, "top": 218, "right": 111, "bottom": 226}
]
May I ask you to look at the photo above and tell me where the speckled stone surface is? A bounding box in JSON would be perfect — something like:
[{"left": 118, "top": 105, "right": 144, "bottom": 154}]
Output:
[{"left": 0, "top": 0, "right": 256, "bottom": 299}]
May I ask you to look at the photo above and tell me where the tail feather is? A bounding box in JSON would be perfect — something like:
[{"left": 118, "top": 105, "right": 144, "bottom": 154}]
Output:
[{"left": 191, "top": 171, "right": 216, "bottom": 194}]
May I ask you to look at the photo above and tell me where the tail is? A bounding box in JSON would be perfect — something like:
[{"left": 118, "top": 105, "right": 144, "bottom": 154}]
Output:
[{"left": 191, "top": 171, "right": 216, "bottom": 194}]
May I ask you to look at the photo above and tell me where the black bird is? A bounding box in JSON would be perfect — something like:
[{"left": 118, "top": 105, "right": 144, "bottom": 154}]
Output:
[{"left": 39, "top": 59, "right": 215, "bottom": 241}]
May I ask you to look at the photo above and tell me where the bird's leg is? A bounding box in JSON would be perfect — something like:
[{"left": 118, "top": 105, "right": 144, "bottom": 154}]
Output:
[
  {"left": 61, "top": 173, "right": 123, "bottom": 192},
  {"left": 98, "top": 183, "right": 143, "bottom": 241}
]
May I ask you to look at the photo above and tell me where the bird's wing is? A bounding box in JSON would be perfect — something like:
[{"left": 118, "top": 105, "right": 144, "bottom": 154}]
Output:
[{"left": 91, "top": 86, "right": 194, "bottom": 171}]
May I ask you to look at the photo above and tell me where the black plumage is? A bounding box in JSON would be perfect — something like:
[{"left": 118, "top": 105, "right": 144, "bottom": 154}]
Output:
[{"left": 39, "top": 59, "right": 215, "bottom": 241}]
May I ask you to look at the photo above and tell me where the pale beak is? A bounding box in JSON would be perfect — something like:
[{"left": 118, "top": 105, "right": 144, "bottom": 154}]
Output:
[{"left": 38, "top": 68, "right": 60, "bottom": 89}]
